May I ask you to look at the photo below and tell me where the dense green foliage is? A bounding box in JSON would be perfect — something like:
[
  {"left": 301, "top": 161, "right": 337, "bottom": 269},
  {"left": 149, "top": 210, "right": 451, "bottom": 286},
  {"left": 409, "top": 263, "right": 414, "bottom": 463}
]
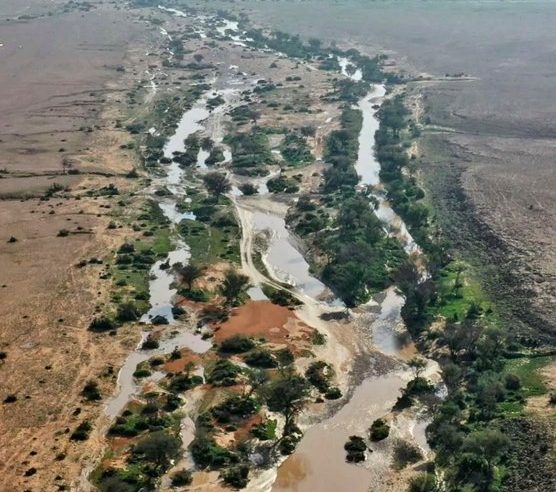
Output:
[
  {"left": 321, "top": 195, "right": 406, "bottom": 306},
  {"left": 369, "top": 418, "right": 390, "bottom": 441},
  {"left": 284, "top": 103, "right": 407, "bottom": 306},
  {"left": 332, "top": 79, "right": 369, "bottom": 104},
  {"left": 220, "top": 269, "right": 251, "bottom": 306},
  {"left": 191, "top": 435, "right": 238, "bottom": 469},
  {"left": 243, "top": 349, "right": 278, "bottom": 368},
  {"left": 344, "top": 435, "right": 367, "bottom": 463},
  {"left": 323, "top": 108, "right": 362, "bottom": 192},
  {"left": 206, "top": 359, "right": 242, "bottom": 387},
  {"left": 279, "top": 132, "right": 312, "bottom": 166},
  {"left": 267, "top": 173, "right": 300, "bottom": 193},
  {"left": 374, "top": 94, "right": 431, "bottom": 249},
  {"left": 211, "top": 396, "right": 259, "bottom": 424},
  {"left": 224, "top": 130, "right": 273, "bottom": 176},
  {"left": 219, "top": 335, "right": 255, "bottom": 354}
]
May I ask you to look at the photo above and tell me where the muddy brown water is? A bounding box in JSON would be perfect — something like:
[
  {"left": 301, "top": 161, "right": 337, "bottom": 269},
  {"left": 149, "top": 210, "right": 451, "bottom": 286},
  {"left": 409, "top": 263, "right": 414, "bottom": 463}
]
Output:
[
  {"left": 270, "top": 56, "right": 435, "bottom": 491},
  {"left": 274, "top": 374, "right": 406, "bottom": 492}
]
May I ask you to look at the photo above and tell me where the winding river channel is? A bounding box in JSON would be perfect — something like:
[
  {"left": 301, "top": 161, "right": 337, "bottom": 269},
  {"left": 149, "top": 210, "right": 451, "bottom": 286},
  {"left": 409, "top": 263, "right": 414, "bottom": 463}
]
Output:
[
  {"left": 98, "top": 9, "right": 440, "bottom": 492},
  {"left": 269, "top": 61, "right": 436, "bottom": 492}
]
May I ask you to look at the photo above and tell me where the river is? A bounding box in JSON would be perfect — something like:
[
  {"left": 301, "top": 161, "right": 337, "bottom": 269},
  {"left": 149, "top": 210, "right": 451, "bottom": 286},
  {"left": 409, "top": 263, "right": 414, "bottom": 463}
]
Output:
[
  {"left": 100, "top": 10, "right": 435, "bottom": 492},
  {"left": 269, "top": 57, "right": 437, "bottom": 492}
]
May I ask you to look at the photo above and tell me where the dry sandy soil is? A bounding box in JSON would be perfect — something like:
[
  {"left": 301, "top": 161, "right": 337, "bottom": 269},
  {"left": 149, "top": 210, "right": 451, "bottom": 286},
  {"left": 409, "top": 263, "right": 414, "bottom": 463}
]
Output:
[
  {"left": 0, "top": 1, "right": 155, "bottom": 489},
  {"left": 198, "top": 0, "right": 556, "bottom": 340}
]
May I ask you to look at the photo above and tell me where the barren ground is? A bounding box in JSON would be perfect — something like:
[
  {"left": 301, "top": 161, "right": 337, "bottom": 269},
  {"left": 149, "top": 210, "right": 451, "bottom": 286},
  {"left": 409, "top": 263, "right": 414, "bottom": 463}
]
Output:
[{"left": 0, "top": 1, "right": 153, "bottom": 489}]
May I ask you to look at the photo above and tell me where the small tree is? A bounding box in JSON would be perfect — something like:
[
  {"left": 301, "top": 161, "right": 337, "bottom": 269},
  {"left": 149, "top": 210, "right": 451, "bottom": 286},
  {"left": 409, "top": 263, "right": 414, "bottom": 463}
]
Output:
[
  {"left": 245, "top": 368, "right": 269, "bottom": 397},
  {"left": 461, "top": 429, "right": 509, "bottom": 469},
  {"left": 221, "top": 464, "right": 249, "bottom": 488},
  {"left": 264, "top": 373, "right": 310, "bottom": 433},
  {"left": 116, "top": 302, "right": 140, "bottom": 322},
  {"left": 203, "top": 172, "right": 231, "bottom": 197},
  {"left": 452, "top": 262, "right": 466, "bottom": 298},
  {"left": 171, "top": 469, "right": 192, "bottom": 487},
  {"left": 89, "top": 316, "right": 115, "bottom": 332},
  {"left": 407, "top": 357, "right": 427, "bottom": 378},
  {"left": 82, "top": 380, "right": 101, "bottom": 401},
  {"left": 220, "top": 269, "right": 250, "bottom": 306},
  {"left": 476, "top": 326, "right": 505, "bottom": 370},
  {"left": 177, "top": 263, "right": 205, "bottom": 291},
  {"left": 369, "top": 418, "right": 390, "bottom": 441},
  {"left": 219, "top": 335, "right": 255, "bottom": 354},
  {"left": 239, "top": 183, "right": 258, "bottom": 196},
  {"left": 132, "top": 431, "right": 180, "bottom": 475}
]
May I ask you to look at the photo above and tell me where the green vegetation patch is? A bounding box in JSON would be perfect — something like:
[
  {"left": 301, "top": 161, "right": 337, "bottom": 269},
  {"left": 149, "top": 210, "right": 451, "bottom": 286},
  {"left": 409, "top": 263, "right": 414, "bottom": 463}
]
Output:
[
  {"left": 279, "top": 132, "right": 312, "bottom": 167},
  {"left": 224, "top": 130, "right": 273, "bottom": 176},
  {"left": 179, "top": 217, "right": 240, "bottom": 265},
  {"left": 502, "top": 356, "right": 553, "bottom": 398}
]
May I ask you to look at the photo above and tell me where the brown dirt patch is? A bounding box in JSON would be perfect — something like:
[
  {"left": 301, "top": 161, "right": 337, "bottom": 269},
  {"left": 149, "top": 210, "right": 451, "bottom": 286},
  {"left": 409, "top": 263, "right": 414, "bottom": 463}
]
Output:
[
  {"left": 195, "top": 261, "right": 230, "bottom": 293},
  {"left": 234, "top": 413, "right": 263, "bottom": 442},
  {"left": 213, "top": 300, "right": 314, "bottom": 347},
  {"left": 163, "top": 349, "right": 202, "bottom": 373},
  {"left": 527, "top": 360, "right": 556, "bottom": 416}
]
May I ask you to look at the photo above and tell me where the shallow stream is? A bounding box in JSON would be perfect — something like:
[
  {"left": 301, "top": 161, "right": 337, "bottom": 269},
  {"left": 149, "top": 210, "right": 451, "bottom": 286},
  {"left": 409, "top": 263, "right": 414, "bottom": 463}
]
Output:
[{"left": 269, "top": 56, "right": 436, "bottom": 492}]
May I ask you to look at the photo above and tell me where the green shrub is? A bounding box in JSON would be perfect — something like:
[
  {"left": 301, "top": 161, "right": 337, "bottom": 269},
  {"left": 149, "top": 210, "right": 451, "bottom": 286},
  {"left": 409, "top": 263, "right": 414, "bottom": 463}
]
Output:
[
  {"left": 82, "top": 380, "right": 101, "bottom": 401},
  {"left": 251, "top": 419, "right": 277, "bottom": 441},
  {"left": 243, "top": 349, "right": 277, "bottom": 368},
  {"left": 211, "top": 396, "right": 259, "bottom": 424},
  {"left": 324, "top": 387, "right": 342, "bottom": 400},
  {"left": 305, "top": 361, "right": 333, "bottom": 393},
  {"left": 116, "top": 302, "right": 140, "bottom": 322},
  {"left": 239, "top": 183, "right": 258, "bottom": 195},
  {"left": 171, "top": 469, "right": 193, "bottom": 486},
  {"left": 179, "top": 288, "right": 211, "bottom": 302},
  {"left": 206, "top": 359, "right": 242, "bottom": 386},
  {"left": 133, "top": 368, "right": 151, "bottom": 378},
  {"left": 275, "top": 348, "right": 295, "bottom": 367},
  {"left": 267, "top": 174, "right": 299, "bottom": 193},
  {"left": 71, "top": 421, "right": 92, "bottom": 441},
  {"left": 344, "top": 435, "right": 366, "bottom": 463},
  {"left": 89, "top": 316, "right": 115, "bottom": 332},
  {"left": 219, "top": 335, "right": 255, "bottom": 354},
  {"left": 168, "top": 374, "right": 203, "bottom": 393},
  {"left": 369, "top": 418, "right": 390, "bottom": 441},
  {"left": 191, "top": 435, "right": 238, "bottom": 469},
  {"left": 221, "top": 464, "right": 250, "bottom": 489},
  {"left": 261, "top": 285, "right": 301, "bottom": 307},
  {"left": 131, "top": 431, "right": 180, "bottom": 475},
  {"left": 280, "top": 132, "right": 312, "bottom": 166}
]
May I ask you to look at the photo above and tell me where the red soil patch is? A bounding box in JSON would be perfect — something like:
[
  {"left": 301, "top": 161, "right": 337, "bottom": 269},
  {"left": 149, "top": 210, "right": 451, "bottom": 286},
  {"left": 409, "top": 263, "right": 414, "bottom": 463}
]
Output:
[
  {"left": 213, "top": 301, "right": 313, "bottom": 347},
  {"left": 163, "top": 349, "right": 201, "bottom": 373}
]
